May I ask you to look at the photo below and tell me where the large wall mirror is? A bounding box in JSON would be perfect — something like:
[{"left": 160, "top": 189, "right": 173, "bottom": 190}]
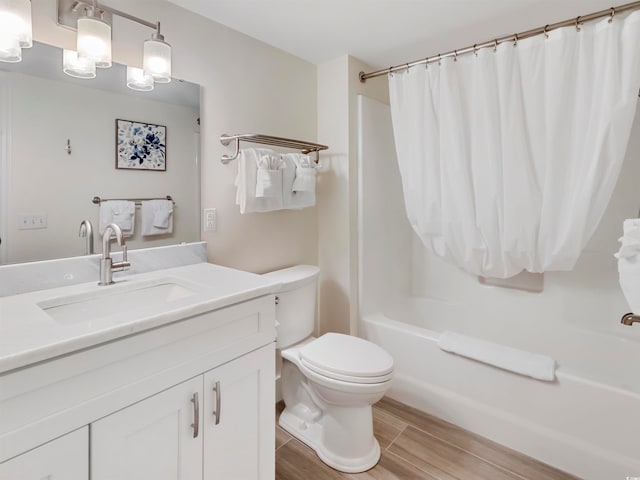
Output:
[{"left": 0, "top": 41, "right": 201, "bottom": 265}]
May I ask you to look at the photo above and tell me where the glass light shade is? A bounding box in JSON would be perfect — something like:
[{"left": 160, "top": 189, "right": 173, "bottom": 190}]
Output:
[
  {"left": 126, "top": 66, "right": 154, "bottom": 91},
  {"left": 0, "top": 34, "right": 21, "bottom": 62},
  {"left": 0, "top": 0, "right": 32, "bottom": 49},
  {"left": 77, "top": 14, "right": 111, "bottom": 68},
  {"left": 63, "top": 49, "right": 96, "bottom": 79},
  {"left": 143, "top": 37, "right": 171, "bottom": 83}
]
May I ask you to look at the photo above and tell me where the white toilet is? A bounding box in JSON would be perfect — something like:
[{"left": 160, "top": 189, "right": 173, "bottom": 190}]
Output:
[{"left": 264, "top": 265, "right": 394, "bottom": 473}]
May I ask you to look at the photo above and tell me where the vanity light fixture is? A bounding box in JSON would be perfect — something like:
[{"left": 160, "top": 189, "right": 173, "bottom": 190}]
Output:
[
  {"left": 126, "top": 66, "right": 154, "bottom": 91},
  {"left": 0, "top": 0, "right": 33, "bottom": 63},
  {"left": 143, "top": 25, "right": 171, "bottom": 84},
  {"left": 57, "top": 0, "right": 171, "bottom": 89},
  {"left": 63, "top": 49, "right": 97, "bottom": 78},
  {"left": 76, "top": 1, "right": 111, "bottom": 68}
]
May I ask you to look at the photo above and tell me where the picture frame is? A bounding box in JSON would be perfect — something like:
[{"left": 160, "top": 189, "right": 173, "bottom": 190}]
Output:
[{"left": 116, "top": 119, "right": 167, "bottom": 171}]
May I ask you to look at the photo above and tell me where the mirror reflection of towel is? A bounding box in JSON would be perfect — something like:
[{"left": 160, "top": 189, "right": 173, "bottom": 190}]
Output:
[
  {"left": 99, "top": 200, "right": 135, "bottom": 236},
  {"left": 141, "top": 199, "right": 173, "bottom": 236}
]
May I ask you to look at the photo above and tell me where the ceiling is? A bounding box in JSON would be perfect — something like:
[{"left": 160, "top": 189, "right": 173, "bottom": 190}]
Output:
[{"left": 165, "top": 0, "right": 617, "bottom": 69}]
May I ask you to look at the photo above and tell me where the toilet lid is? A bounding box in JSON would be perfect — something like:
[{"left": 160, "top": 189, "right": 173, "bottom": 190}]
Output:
[{"left": 298, "top": 333, "right": 394, "bottom": 384}]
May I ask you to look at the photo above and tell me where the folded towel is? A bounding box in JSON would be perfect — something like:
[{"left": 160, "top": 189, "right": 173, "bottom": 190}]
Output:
[
  {"left": 235, "top": 148, "right": 284, "bottom": 213},
  {"left": 141, "top": 199, "right": 173, "bottom": 236},
  {"left": 292, "top": 165, "right": 317, "bottom": 192},
  {"left": 616, "top": 218, "right": 640, "bottom": 313},
  {"left": 438, "top": 331, "right": 556, "bottom": 381},
  {"left": 614, "top": 219, "right": 640, "bottom": 260},
  {"left": 256, "top": 153, "right": 285, "bottom": 198},
  {"left": 282, "top": 153, "right": 316, "bottom": 210},
  {"left": 99, "top": 200, "right": 135, "bottom": 237}
]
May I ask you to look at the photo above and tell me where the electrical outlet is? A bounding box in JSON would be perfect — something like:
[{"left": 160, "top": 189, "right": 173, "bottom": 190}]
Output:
[
  {"left": 203, "top": 208, "right": 217, "bottom": 232},
  {"left": 18, "top": 213, "right": 48, "bottom": 230}
]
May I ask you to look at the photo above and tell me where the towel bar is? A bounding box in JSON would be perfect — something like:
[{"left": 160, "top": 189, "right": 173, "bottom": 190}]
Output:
[
  {"left": 92, "top": 195, "right": 175, "bottom": 206},
  {"left": 220, "top": 133, "right": 328, "bottom": 164}
]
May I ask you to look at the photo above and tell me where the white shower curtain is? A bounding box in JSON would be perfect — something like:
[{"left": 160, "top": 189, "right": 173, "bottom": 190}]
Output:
[{"left": 389, "top": 11, "right": 640, "bottom": 278}]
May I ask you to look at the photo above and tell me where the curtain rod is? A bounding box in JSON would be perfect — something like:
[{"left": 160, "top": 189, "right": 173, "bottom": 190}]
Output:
[{"left": 359, "top": 1, "right": 640, "bottom": 82}]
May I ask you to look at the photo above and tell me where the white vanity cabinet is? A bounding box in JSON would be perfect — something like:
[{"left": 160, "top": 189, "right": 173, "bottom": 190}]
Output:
[
  {"left": 91, "top": 345, "right": 275, "bottom": 480},
  {"left": 0, "top": 268, "right": 278, "bottom": 480},
  {"left": 203, "top": 344, "right": 275, "bottom": 480},
  {"left": 91, "top": 377, "right": 203, "bottom": 480},
  {"left": 0, "top": 427, "right": 89, "bottom": 480}
]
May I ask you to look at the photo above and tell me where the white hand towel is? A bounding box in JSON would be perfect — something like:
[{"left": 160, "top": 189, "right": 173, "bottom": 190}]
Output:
[
  {"left": 141, "top": 199, "right": 173, "bottom": 236},
  {"left": 614, "top": 219, "right": 640, "bottom": 259},
  {"left": 282, "top": 153, "right": 316, "bottom": 210},
  {"left": 256, "top": 154, "right": 285, "bottom": 198},
  {"left": 235, "top": 148, "right": 283, "bottom": 213},
  {"left": 99, "top": 200, "right": 135, "bottom": 236},
  {"left": 438, "top": 331, "right": 556, "bottom": 381},
  {"left": 615, "top": 218, "right": 640, "bottom": 313},
  {"left": 292, "top": 166, "right": 317, "bottom": 192}
]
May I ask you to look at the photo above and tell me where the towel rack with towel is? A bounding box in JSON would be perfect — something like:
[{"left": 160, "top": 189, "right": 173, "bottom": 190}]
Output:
[
  {"left": 220, "top": 133, "right": 328, "bottom": 165},
  {"left": 92, "top": 195, "right": 175, "bottom": 206}
]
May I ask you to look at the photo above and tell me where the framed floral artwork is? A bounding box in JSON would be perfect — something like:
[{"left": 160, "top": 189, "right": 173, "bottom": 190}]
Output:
[{"left": 116, "top": 119, "right": 167, "bottom": 171}]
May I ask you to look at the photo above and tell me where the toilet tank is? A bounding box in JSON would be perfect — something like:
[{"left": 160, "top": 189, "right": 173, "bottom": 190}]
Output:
[{"left": 262, "top": 265, "right": 320, "bottom": 349}]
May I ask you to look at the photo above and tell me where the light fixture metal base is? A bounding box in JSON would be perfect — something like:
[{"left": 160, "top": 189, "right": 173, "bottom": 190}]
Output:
[{"left": 57, "top": 0, "right": 113, "bottom": 31}]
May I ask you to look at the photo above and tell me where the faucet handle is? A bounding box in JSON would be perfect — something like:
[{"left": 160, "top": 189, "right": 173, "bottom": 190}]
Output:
[
  {"left": 111, "top": 260, "right": 131, "bottom": 272},
  {"left": 111, "top": 245, "right": 130, "bottom": 272}
]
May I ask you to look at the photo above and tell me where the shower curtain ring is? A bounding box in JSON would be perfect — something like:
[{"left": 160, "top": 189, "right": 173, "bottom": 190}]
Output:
[
  {"left": 453, "top": 50, "right": 458, "bottom": 62},
  {"left": 575, "top": 16, "right": 582, "bottom": 32},
  {"left": 543, "top": 25, "right": 550, "bottom": 39},
  {"left": 493, "top": 39, "right": 498, "bottom": 52},
  {"left": 437, "top": 53, "right": 442, "bottom": 65},
  {"left": 513, "top": 33, "right": 518, "bottom": 47},
  {"left": 388, "top": 66, "right": 393, "bottom": 77},
  {"left": 425, "top": 58, "right": 429, "bottom": 69},
  {"left": 609, "top": 7, "right": 615, "bottom": 23},
  {"left": 405, "top": 63, "right": 410, "bottom": 73}
]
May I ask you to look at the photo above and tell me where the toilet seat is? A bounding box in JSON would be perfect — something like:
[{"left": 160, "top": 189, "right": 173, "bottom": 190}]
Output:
[{"left": 298, "top": 333, "right": 394, "bottom": 384}]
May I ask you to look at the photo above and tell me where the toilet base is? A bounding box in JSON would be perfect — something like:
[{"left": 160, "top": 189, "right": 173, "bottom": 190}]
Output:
[{"left": 279, "top": 407, "right": 381, "bottom": 473}]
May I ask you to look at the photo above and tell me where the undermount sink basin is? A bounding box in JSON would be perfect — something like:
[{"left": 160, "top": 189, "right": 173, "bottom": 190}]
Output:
[{"left": 38, "top": 279, "right": 201, "bottom": 325}]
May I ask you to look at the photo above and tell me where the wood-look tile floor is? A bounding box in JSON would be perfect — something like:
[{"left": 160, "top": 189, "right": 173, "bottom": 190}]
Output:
[{"left": 275, "top": 398, "right": 581, "bottom": 480}]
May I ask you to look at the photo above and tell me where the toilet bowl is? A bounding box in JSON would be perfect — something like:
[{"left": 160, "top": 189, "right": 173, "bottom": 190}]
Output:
[{"left": 263, "top": 266, "right": 394, "bottom": 473}]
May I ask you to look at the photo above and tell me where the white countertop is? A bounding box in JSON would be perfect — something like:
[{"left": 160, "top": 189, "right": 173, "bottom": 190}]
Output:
[{"left": 0, "top": 263, "right": 281, "bottom": 374}]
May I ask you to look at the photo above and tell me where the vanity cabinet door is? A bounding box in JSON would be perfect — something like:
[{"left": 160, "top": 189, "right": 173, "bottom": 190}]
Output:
[
  {"left": 0, "top": 427, "right": 88, "bottom": 479},
  {"left": 203, "top": 343, "right": 275, "bottom": 480},
  {"left": 91, "top": 377, "right": 203, "bottom": 480}
]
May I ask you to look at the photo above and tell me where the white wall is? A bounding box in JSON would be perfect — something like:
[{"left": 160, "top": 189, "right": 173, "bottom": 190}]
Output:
[
  {"left": 30, "top": 0, "right": 318, "bottom": 273},
  {"left": 357, "top": 95, "right": 412, "bottom": 317},
  {"left": 7, "top": 72, "right": 199, "bottom": 263},
  {"left": 316, "top": 55, "right": 389, "bottom": 335}
]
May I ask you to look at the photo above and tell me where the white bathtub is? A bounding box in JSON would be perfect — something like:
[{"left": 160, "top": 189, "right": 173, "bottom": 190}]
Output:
[
  {"left": 357, "top": 94, "right": 640, "bottom": 480},
  {"left": 360, "top": 297, "right": 640, "bottom": 480}
]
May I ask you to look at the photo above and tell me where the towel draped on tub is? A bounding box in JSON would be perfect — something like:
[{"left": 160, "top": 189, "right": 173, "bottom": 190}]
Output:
[{"left": 438, "top": 331, "right": 556, "bottom": 381}]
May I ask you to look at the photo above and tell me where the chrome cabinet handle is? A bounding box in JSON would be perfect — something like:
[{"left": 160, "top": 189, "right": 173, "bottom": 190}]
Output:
[
  {"left": 191, "top": 392, "right": 199, "bottom": 438},
  {"left": 212, "top": 381, "right": 221, "bottom": 425}
]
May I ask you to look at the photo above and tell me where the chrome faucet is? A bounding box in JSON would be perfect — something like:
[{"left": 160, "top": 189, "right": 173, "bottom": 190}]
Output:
[
  {"left": 621, "top": 312, "right": 640, "bottom": 326},
  {"left": 99, "top": 223, "right": 131, "bottom": 286},
  {"left": 78, "top": 219, "right": 94, "bottom": 255}
]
